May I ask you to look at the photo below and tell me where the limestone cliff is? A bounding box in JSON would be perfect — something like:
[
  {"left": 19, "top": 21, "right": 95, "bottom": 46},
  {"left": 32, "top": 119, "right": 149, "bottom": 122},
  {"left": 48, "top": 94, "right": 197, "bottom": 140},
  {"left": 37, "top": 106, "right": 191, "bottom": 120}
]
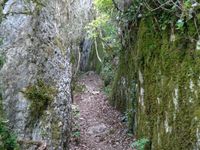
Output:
[
  {"left": 66, "top": 0, "right": 94, "bottom": 74},
  {"left": 0, "top": 0, "right": 93, "bottom": 149}
]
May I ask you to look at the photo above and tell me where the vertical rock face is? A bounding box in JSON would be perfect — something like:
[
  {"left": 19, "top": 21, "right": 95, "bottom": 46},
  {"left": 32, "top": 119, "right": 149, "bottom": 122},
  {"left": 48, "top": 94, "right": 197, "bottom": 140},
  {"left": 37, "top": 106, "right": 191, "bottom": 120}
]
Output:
[
  {"left": 65, "top": 0, "right": 94, "bottom": 74},
  {"left": 79, "top": 39, "right": 93, "bottom": 71},
  {"left": 0, "top": 0, "right": 93, "bottom": 149},
  {"left": 111, "top": 16, "right": 200, "bottom": 150},
  {"left": 0, "top": 0, "right": 72, "bottom": 149}
]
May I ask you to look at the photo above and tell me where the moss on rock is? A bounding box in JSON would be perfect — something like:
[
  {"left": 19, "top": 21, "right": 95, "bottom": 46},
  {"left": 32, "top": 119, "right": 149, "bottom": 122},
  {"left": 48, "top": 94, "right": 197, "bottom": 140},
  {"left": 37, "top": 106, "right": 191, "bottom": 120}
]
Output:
[
  {"left": 23, "top": 80, "right": 57, "bottom": 125},
  {"left": 111, "top": 13, "right": 200, "bottom": 149}
]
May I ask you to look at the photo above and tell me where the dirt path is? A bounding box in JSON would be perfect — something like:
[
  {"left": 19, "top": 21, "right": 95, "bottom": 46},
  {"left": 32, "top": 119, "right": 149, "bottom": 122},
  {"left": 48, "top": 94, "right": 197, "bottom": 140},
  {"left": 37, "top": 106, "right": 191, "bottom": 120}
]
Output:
[{"left": 70, "top": 71, "right": 133, "bottom": 150}]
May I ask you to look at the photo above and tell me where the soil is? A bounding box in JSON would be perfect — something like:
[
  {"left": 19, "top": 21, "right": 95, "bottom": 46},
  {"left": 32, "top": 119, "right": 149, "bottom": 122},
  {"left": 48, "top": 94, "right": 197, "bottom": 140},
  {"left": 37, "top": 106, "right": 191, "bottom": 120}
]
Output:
[{"left": 69, "top": 71, "right": 134, "bottom": 150}]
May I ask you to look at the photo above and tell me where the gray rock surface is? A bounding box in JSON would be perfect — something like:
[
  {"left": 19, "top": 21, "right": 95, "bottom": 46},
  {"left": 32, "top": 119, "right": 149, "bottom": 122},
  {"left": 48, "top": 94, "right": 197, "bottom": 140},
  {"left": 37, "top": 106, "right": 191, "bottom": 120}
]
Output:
[
  {"left": 66, "top": 0, "right": 94, "bottom": 74},
  {"left": 87, "top": 123, "right": 107, "bottom": 135},
  {"left": 0, "top": 0, "right": 94, "bottom": 149}
]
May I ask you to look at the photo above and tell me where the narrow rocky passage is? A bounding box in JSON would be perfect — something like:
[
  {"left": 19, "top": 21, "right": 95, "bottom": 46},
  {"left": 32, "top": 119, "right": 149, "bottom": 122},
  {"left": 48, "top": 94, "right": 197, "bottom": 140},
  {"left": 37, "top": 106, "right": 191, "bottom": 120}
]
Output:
[{"left": 70, "top": 71, "right": 133, "bottom": 150}]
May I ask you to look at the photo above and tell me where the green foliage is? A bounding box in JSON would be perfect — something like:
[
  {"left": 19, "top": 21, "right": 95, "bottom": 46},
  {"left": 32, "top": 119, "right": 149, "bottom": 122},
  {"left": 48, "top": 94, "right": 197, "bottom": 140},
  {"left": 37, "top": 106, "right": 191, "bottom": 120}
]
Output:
[
  {"left": 131, "top": 138, "right": 149, "bottom": 150},
  {"left": 23, "top": 80, "right": 57, "bottom": 125},
  {"left": 94, "top": 0, "right": 113, "bottom": 13},
  {"left": 111, "top": 13, "right": 200, "bottom": 148},
  {"left": 121, "top": 4, "right": 140, "bottom": 22},
  {"left": 85, "top": 14, "right": 118, "bottom": 45},
  {"left": 85, "top": 14, "right": 119, "bottom": 59},
  {"left": 176, "top": 19, "right": 185, "bottom": 30},
  {"left": 101, "top": 60, "right": 114, "bottom": 85},
  {"left": 86, "top": 14, "right": 110, "bottom": 39},
  {"left": 86, "top": 0, "right": 120, "bottom": 92},
  {"left": 119, "top": 0, "right": 200, "bottom": 35},
  {"left": 103, "top": 84, "right": 112, "bottom": 95},
  {"left": 0, "top": 119, "right": 19, "bottom": 150},
  {"left": 100, "top": 55, "right": 117, "bottom": 95},
  {"left": 87, "top": 0, "right": 118, "bottom": 45}
]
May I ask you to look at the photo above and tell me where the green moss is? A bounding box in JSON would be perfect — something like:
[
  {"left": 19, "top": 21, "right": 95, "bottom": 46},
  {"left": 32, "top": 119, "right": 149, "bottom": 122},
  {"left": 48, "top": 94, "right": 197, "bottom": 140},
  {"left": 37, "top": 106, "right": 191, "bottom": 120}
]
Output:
[
  {"left": 108, "top": 24, "right": 139, "bottom": 133},
  {"left": 54, "top": 37, "right": 66, "bottom": 56},
  {"left": 50, "top": 113, "right": 64, "bottom": 149},
  {"left": 111, "top": 13, "right": 200, "bottom": 149},
  {"left": 70, "top": 50, "right": 76, "bottom": 65},
  {"left": 23, "top": 80, "right": 57, "bottom": 125},
  {"left": 110, "top": 50, "right": 127, "bottom": 112},
  {"left": 51, "top": 120, "right": 60, "bottom": 140},
  {"left": 134, "top": 17, "right": 200, "bottom": 149},
  {"left": 0, "top": 91, "right": 19, "bottom": 150}
]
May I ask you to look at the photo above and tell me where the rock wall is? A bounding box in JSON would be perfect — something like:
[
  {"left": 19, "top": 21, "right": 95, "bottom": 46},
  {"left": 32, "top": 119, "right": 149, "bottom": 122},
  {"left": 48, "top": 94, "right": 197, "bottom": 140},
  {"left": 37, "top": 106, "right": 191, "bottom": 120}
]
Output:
[
  {"left": 79, "top": 39, "right": 93, "bottom": 71},
  {"left": 0, "top": 0, "right": 94, "bottom": 149},
  {"left": 65, "top": 0, "right": 94, "bottom": 74},
  {"left": 111, "top": 12, "right": 200, "bottom": 150}
]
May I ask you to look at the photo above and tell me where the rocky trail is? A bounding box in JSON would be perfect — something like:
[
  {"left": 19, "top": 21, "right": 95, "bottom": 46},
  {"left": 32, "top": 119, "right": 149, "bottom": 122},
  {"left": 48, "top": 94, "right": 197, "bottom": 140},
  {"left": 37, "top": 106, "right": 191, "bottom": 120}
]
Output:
[{"left": 70, "top": 72, "right": 134, "bottom": 150}]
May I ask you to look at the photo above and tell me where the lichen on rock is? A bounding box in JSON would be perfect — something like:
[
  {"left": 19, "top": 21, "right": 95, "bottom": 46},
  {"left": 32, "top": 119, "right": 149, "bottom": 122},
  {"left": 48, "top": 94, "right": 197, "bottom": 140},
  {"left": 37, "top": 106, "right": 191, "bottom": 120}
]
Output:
[{"left": 0, "top": 0, "right": 74, "bottom": 149}]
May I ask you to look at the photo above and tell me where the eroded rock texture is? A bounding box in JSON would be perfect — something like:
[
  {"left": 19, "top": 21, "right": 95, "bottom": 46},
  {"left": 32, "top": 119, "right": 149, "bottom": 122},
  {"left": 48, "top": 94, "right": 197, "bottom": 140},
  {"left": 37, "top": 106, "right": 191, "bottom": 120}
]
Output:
[
  {"left": 0, "top": 0, "right": 93, "bottom": 149},
  {"left": 111, "top": 16, "right": 200, "bottom": 149},
  {"left": 65, "top": 0, "right": 94, "bottom": 74}
]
